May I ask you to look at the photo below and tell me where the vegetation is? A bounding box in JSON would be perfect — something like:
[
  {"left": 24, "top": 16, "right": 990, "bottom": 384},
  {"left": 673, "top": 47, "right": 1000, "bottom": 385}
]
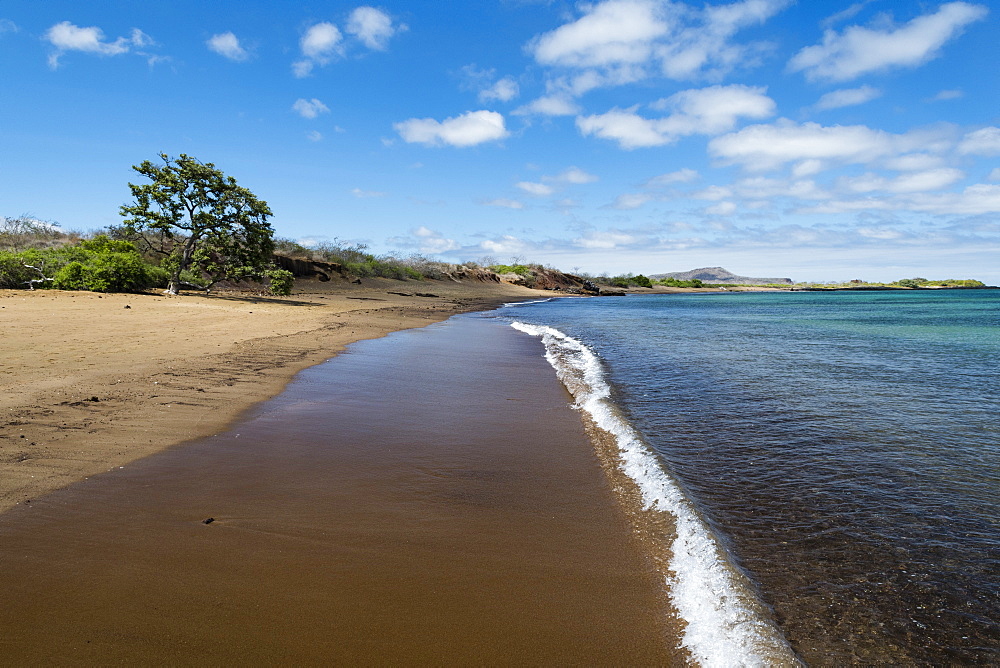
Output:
[
  {"left": 654, "top": 276, "right": 704, "bottom": 288},
  {"left": 275, "top": 237, "right": 446, "bottom": 281},
  {"left": 0, "top": 234, "right": 162, "bottom": 292},
  {"left": 120, "top": 153, "right": 292, "bottom": 295}
]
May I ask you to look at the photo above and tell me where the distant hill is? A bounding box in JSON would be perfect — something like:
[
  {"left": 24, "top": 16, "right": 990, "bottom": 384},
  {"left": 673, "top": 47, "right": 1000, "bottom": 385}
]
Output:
[{"left": 650, "top": 267, "right": 792, "bottom": 285}]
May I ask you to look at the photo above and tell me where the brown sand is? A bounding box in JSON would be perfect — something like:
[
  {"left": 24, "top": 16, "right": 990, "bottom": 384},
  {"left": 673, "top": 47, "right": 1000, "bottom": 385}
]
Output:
[
  {"left": 0, "top": 279, "right": 548, "bottom": 514},
  {"left": 0, "top": 308, "right": 684, "bottom": 663}
]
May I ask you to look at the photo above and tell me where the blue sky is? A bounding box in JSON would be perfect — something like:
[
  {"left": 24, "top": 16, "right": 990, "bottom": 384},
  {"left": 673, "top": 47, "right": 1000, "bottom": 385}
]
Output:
[{"left": 2, "top": 1, "right": 998, "bottom": 282}]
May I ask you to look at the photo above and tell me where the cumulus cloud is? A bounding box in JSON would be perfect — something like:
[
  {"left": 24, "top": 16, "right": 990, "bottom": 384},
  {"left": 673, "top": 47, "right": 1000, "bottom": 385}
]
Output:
[
  {"left": 578, "top": 84, "right": 775, "bottom": 149},
  {"left": 513, "top": 94, "right": 580, "bottom": 116},
  {"left": 44, "top": 21, "right": 153, "bottom": 68},
  {"left": 394, "top": 110, "right": 508, "bottom": 147},
  {"left": 789, "top": 2, "right": 988, "bottom": 81},
  {"left": 528, "top": 0, "right": 790, "bottom": 85},
  {"left": 346, "top": 6, "right": 404, "bottom": 50},
  {"left": 294, "top": 22, "right": 342, "bottom": 77},
  {"left": 387, "top": 226, "right": 461, "bottom": 254},
  {"left": 292, "top": 98, "right": 330, "bottom": 119},
  {"left": 206, "top": 32, "right": 249, "bottom": 61},
  {"left": 709, "top": 120, "right": 901, "bottom": 170},
  {"left": 930, "top": 89, "right": 964, "bottom": 101},
  {"left": 480, "top": 77, "right": 520, "bottom": 102},
  {"left": 813, "top": 85, "right": 881, "bottom": 110},
  {"left": 516, "top": 181, "right": 555, "bottom": 196},
  {"left": 958, "top": 127, "right": 1000, "bottom": 155},
  {"left": 548, "top": 167, "right": 599, "bottom": 184},
  {"left": 0, "top": 18, "right": 18, "bottom": 34}
]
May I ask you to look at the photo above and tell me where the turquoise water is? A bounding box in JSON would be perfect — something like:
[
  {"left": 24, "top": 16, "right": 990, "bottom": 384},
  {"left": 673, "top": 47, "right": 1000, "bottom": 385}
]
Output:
[{"left": 502, "top": 290, "right": 999, "bottom": 664}]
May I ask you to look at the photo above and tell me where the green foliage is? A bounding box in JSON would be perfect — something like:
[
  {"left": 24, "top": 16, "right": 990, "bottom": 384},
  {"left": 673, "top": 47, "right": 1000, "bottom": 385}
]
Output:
[
  {"left": 263, "top": 268, "right": 294, "bottom": 296},
  {"left": 655, "top": 277, "right": 704, "bottom": 288},
  {"left": 896, "top": 278, "right": 923, "bottom": 288},
  {"left": 489, "top": 264, "right": 533, "bottom": 276},
  {"left": 120, "top": 153, "right": 278, "bottom": 294},
  {"left": 0, "top": 235, "right": 156, "bottom": 292}
]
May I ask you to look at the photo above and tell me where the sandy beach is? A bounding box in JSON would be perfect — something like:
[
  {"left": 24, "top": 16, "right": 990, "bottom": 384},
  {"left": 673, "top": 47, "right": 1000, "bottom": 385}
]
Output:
[
  {"left": 0, "top": 279, "right": 547, "bottom": 514},
  {"left": 0, "top": 284, "right": 686, "bottom": 662}
]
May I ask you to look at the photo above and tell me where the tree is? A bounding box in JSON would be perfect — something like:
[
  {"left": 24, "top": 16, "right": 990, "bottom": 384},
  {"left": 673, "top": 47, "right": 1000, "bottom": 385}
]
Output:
[{"left": 119, "top": 153, "right": 288, "bottom": 295}]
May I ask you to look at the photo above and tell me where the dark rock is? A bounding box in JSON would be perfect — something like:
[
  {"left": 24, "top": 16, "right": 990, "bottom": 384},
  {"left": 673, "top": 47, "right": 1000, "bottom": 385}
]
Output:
[{"left": 202, "top": 517, "right": 215, "bottom": 524}]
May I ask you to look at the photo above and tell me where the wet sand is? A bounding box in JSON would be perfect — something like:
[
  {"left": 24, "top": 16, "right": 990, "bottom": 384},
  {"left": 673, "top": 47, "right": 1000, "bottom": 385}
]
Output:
[
  {"left": 0, "top": 314, "right": 684, "bottom": 663},
  {"left": 0, "top": 280, "right": 547, "bottom": 514}
]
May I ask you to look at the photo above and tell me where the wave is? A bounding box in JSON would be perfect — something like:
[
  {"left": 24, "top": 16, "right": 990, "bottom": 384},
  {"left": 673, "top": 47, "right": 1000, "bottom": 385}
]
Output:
[
  {"left": 510, "top": 321, "right": 799, "bottom": 667},
  {"left": 501, "top": 297, "right": 557, "bottom": 308}
]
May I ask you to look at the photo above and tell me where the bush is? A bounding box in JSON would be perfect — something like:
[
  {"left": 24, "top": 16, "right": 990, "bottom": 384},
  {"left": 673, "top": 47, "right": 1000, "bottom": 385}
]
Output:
[{"left": 0, "top": 235, "right": 157, "bottom": 292}]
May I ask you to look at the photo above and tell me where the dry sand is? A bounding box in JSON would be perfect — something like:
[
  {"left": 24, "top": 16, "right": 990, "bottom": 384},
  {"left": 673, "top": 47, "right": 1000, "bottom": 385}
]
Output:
[{"left": 0, "top": 278, "right": 548, "bottom": 514}]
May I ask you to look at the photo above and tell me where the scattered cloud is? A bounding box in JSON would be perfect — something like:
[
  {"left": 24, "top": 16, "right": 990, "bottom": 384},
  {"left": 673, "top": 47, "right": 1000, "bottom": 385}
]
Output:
[
  {"left": 292, "top": 97, "right": 331, "bottom": 119},
  {"left": 958, "top": 127, "right": 1000, "bottom": 155},
  {"left": 788, "top": 2, "right": 989, "bottom": 82},
  {"left": 527, "top": 0, "right": 791, "bottom": 85},
  {"left": 294, "top": 22, "right": 342, "bottom": 77},
  {"left": 547, "top": 167, "right": 598, "bottom": 184},
  {"left": 609, "top": 192, "right": 655, "bottom": 209},
  {"left": 644, "top": 168, "right": 700, "bottom": 186},
  {"left": 346, "top": 6, "right": 405, "bottom": 50},
  {"left": 44, "top": 21, "right": 154, "bottom": 68},
  {"left": 0, "top": 18, "right": 18, "bottom": 34},
  {"left": 578, "top": 84, "right": 775, "bottom": 149},
  {"left": 820, "top": 1, "right": 874, "bottom": 28},
  {"left": 930, "top": 89, "right": 964, "bottom": 101},
  {"left": 351, "top": 187, "right": 387, "bottom": 198},
  {"left": 482, "top": 198, "right": 526, "bottom": 209},
  {"left": 206, "top": 31, "right": 249, "bottom": 62},
  {"left": 988, "top": 168, "right": 1000, "bottom": 181},
  {"left": 387, "top": 226, "right": 461, "bottom": 253},
  {"left": 306, "top": 130, "right": 324, "bottom": 142},
  {"left": 394, "top": 110, "right": 509, "bottom": 147},
  {"left": 516, "top": 181, "right": 555, "bottom": 196},
  {"left": 813, "top": 85, "right": 881, "bottom": 111},
  {"left": 480, "top": 77, "right": 520, "bottom": 102},
  {"left": 513, "top": 94, "right": 580, "bottom": 116}
]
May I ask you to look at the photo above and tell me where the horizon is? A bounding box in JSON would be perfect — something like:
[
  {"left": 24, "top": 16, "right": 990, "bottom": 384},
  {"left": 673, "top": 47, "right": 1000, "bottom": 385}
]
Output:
[{"left": 2, "top": 1, "right": 998, "bottom": 284}]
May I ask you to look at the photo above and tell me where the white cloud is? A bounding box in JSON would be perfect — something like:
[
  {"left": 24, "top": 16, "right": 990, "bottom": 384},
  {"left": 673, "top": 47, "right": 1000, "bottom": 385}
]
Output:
[
  {"left": 528, "top": 0, "right": 791, "bottom": 84},
  {"left": 958, "top": 127, "right": 1000, "bottom": 155},
  {"left": 480, "top": 234, "right": 534, "bottom": 255},
  {"left": 294, "top": 22, "right": 342, "bottom": 77},
  {"left": 0, "top": 18, "right": 18, "bottom": 34},
  {"left": 788, "top": 2, "right": 988, "bottom": 82},
  {"left": 292, "top": 98, "right": 330, "bottom": 119},
  {"left": 206, "top": 32, "right": 249, "bottom": 62},
  {"left": 988, "top": 168, "right": 1000, "bottom": 182},
  {"left": 482, "top": 198, "right": 525, "bottom": 209},
  {"left": 610, "top": 192, "right": 655, "bottom": 209},
  {"left": 840, "top": 168, "right": 965, "bottom": 194},
  {"left": 514, "top": 94, "right": 580, "bottom": 116},
  {"left": 306, "top": 130, "right": 323, "bottom": 142},
  {"left": 705, "top": 201, "right": 737, "bottom": 216},
  {"left": 906, "top": 184, "right": 1000, "bottom": 215},
  {"left": 346, "top": 7, "right": 404, "bottom": 50},
  {"left": 883, "top": 153, "right": 944, "bottom": 171},
  {"left": 44, "top": 21, "right": 153, "bottom": 68},
  {"left": 548, "top": 167, "right": 598, "bottom": 184},
  {"left": 480, "top": 76, "right": 520, "bottom": 102},
  {"left": 351, "top": 187, "right": 387, "bottom": 198},
  {"left": 530, "top": 0, "right": 669, "bottom": 68},
  {"left": 394, "top": 110, "right": 508, "bottom": 147},
  {"left": 578, "top": 84, "right": 774, "bottom": 149},
  {"left": 644, "top": 168, "right": 699, "bottom": 186},
  {"left": 930, "top": 89, "right": 964, "bottom": 101},
  {"left": 516, "top": 181, "right": 555, "bottom": 196},
  {"left": 813, "top": 85, "right": 881, "bottom": 110},
  {"left": 710, "top": 120, "right": 898, "bottom": 171},
  {"left": 574, "top": 230, "right": 640, "bottom": 249}
]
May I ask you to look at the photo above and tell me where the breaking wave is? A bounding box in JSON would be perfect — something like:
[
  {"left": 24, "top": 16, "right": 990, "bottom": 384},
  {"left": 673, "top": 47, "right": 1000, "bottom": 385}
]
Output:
[{"left": 510, "top": 321, "right": 799, "bottom": 667}]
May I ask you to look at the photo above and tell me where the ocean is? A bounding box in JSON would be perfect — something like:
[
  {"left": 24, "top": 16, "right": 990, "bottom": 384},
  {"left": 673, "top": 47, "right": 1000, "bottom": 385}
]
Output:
[{"left": 500, "top": 289, "right": 999, "bottom": 665}]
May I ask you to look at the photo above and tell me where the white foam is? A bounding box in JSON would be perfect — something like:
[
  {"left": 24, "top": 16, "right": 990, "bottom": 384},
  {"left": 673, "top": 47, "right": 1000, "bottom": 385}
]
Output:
[
  {"left": 501, "top": 297, "right": 556, "bottom": 308},
  {"left": 511, "top": 321, "right": 800, "bottom": 667}
]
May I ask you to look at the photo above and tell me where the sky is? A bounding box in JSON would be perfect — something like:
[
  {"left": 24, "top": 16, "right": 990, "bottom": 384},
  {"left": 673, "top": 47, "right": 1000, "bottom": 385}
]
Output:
[{"left": 1, "top": 0, "right": 998, "bottom": 283}]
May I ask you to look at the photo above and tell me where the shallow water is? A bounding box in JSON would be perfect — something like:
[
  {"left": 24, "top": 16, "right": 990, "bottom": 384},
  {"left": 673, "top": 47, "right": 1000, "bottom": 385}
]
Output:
[{"left": 504, "top": 289, "right": 1000, "bottom": 665}]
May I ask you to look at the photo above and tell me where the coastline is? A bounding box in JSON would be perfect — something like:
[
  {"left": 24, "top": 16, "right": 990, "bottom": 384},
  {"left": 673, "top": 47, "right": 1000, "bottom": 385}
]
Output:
[
  {"left": 0, "top": 310, "right": 683, "bottom": 663},
  {"left": 0, "top": 278, "right": 551, "bottom": 514}
]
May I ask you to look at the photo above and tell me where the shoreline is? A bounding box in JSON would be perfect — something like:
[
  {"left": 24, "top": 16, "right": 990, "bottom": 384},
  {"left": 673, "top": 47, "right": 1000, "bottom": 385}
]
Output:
[
  {"left": 0, "top": 278, "right": 551, "bottom": 514},
  {"left": 0, "top": 310, "right": 683, "bottom": 663}
]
